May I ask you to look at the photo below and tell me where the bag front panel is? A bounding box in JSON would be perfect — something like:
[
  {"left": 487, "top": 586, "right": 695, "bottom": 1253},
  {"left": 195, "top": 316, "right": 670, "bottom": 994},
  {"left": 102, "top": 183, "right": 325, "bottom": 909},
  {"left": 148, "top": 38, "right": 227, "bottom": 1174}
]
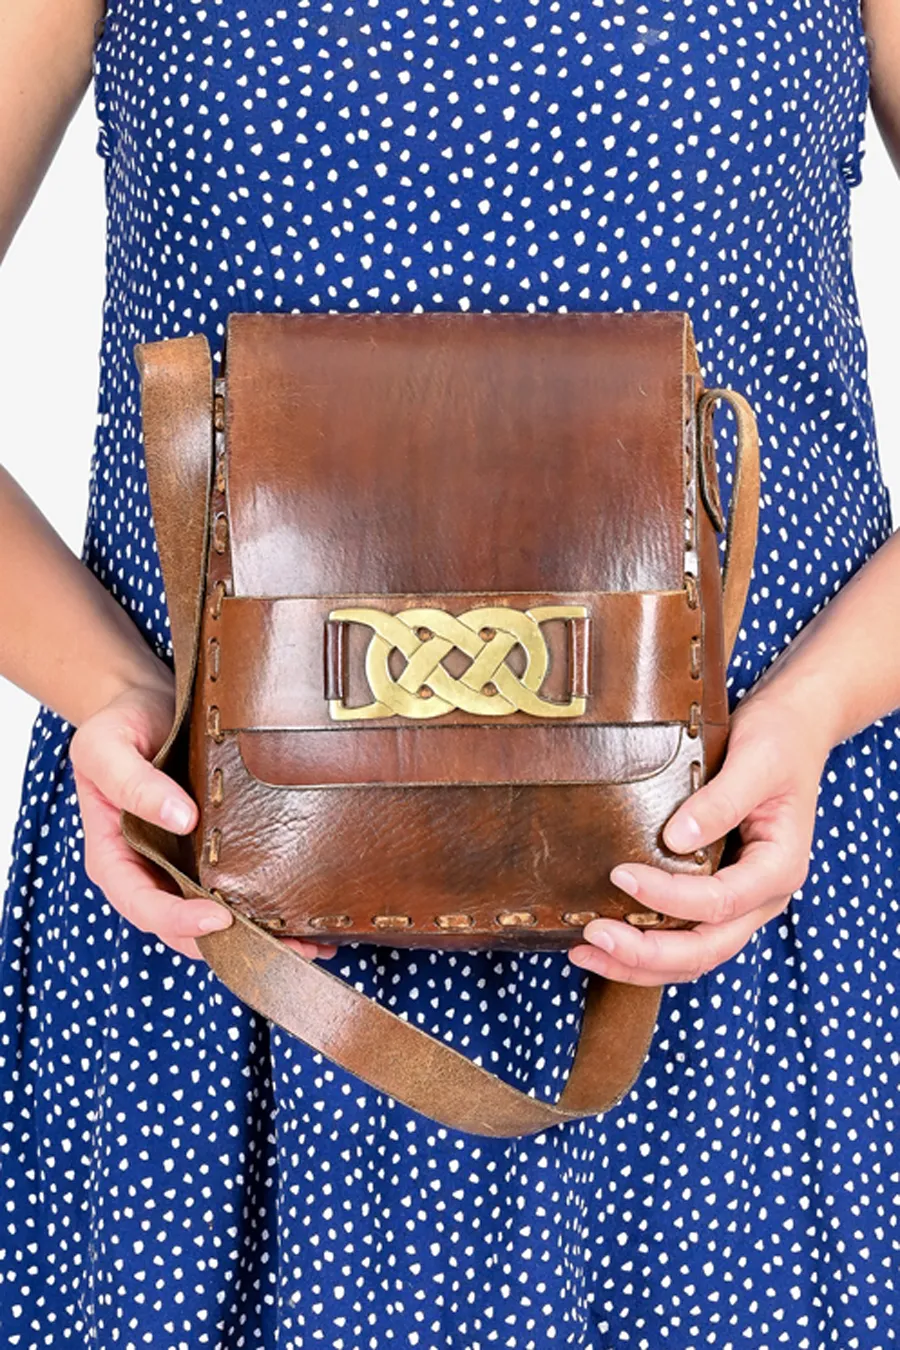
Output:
[
  {"left": 195, "top": 727, "right": 706, "bottom": 948},
  {"left": 189, "top": 310, "right": 730, "bottom": 947}
]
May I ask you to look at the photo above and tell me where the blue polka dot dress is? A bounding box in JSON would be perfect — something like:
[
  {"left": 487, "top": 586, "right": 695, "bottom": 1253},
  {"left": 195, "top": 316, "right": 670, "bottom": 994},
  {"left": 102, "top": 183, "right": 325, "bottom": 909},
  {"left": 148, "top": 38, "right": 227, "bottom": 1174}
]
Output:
[{"left": 1, "top": 1, "right": 897, "bottom": 1345}]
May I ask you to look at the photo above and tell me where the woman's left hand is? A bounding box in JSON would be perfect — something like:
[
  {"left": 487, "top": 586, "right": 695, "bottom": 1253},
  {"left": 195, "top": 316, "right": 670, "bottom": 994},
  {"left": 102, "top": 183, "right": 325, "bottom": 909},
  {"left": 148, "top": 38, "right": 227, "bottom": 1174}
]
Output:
[{"left": 567, "top": 680, "right": 837, "bottom": 985}]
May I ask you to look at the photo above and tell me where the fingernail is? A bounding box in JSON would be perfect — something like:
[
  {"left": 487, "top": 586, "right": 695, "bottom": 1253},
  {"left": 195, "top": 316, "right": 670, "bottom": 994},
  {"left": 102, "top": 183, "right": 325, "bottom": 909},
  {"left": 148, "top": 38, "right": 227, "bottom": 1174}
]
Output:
[
  {"left": 197, "top": 910, "right": 233, "bottom": 933},
  {"left": 663, "top": 813, "right": 702, "bottom": 853},
  {"left": 609, "top": 866, "right": 639, "bottom": 897},
  {"left": 584, "top": 923, "right": 617, "bottom": 954},
  {"left": 161, "top": 797, "right": 194, "bottom": 833}
]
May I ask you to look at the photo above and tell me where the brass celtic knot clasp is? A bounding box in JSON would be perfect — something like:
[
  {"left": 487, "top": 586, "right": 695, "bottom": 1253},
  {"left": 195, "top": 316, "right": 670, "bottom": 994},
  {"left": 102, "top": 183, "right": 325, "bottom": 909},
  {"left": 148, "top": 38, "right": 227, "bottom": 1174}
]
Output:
[{"left": 326, "top": 603, "right": 588, "bottom": 721}]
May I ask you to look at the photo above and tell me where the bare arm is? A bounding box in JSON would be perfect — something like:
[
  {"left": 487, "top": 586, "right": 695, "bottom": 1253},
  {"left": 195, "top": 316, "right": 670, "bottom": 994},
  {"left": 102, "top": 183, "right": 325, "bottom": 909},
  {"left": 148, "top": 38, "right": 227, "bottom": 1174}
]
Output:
[
  {"left": 571, "top": 0, "right": 900, "bottom": 984},
  {"left": 0, "top": 0, "right": 172, "bottom": 728},
  {"left": 1, "top": 0, "right": 103, "bottom": 257},
  {"left": 864, "top": 0, "right": 900, "bottom": 177},
  {"left": 744, "top": 529, "right": 900, "bottom": 750},
  {"left": 768, "top": 0, "right": 900, "bottom": 749},
  {"left": 0, "top": 2, "right": 335, "bottom": 961}
]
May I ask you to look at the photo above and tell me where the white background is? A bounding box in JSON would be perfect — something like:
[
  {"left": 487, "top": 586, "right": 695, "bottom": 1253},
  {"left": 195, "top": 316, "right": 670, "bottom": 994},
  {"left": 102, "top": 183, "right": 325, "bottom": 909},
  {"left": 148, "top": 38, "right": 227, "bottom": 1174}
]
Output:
[{"left": 0, "top": 88, "right": 898, "bottom": 880}]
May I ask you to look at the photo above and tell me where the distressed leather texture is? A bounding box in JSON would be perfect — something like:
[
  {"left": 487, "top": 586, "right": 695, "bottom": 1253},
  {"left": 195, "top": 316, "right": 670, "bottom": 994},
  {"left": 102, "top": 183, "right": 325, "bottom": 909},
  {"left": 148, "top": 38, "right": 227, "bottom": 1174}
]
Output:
[{"left": 121, "top": 310, "right": 760, "bottom": 1136}]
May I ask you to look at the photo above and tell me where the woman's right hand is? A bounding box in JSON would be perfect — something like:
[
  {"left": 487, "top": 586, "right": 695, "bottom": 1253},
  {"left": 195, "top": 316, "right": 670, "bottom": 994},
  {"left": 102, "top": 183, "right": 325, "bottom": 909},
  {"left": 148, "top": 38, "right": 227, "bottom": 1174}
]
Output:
[{"left": 69, "top": 670, "right": 338, "bottom": 963}]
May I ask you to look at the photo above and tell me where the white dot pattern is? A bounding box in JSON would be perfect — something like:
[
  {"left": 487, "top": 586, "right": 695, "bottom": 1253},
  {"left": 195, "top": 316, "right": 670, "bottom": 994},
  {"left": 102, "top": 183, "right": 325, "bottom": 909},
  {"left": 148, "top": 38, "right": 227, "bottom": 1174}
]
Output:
[{"left": 1, "top": 1, "right": 897, "bottom": 1346}]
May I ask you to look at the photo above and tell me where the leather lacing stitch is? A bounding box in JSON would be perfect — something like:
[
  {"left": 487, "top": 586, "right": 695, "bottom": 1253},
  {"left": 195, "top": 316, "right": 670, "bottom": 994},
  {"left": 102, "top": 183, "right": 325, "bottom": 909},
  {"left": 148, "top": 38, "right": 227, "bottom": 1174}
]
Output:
[
  {"left": 685, "top": 379, "right": 707, "bottom": 868},
  {"left": 206, "top": 384, "right": 228, "bottom": 871},
  {"left": 302, "top": 909, "right": 604, "bottom": 933},
  {"left": 204, "top": 393, "right": 259, "bottom": 924}
]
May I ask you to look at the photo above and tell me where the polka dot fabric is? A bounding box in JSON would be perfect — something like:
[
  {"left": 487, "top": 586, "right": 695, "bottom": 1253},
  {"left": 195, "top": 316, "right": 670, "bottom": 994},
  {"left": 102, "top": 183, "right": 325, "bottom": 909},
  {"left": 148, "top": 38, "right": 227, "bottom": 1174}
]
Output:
[{"left": 1, "top": 0, "right": 898, "bottom": 1345}]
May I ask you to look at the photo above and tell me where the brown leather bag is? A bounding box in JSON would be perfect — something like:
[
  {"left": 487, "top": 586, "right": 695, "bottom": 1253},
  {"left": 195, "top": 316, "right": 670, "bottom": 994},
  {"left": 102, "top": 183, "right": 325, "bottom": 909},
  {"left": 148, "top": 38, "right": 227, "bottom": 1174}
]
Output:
[{"left": 121, "top": 310, "right": 760, "bottom": 1137}]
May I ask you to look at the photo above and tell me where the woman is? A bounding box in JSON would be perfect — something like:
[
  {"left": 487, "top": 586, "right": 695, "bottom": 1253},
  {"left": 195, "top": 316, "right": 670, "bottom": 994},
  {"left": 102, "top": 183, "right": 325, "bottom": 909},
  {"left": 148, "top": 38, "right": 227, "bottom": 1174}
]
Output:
[{"left": 0, "top": 0, "right": 897, "bottom": 1345}]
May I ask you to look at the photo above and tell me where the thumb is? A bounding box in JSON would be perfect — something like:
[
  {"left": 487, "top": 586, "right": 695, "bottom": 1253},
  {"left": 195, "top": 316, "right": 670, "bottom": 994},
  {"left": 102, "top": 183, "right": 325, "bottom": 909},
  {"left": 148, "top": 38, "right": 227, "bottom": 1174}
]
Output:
[
  {"left": 663, "top": 743, "right": 772, "bottom": 854},
  {"left": 71, "top": 721, "right": 198, "bottom": 835}
]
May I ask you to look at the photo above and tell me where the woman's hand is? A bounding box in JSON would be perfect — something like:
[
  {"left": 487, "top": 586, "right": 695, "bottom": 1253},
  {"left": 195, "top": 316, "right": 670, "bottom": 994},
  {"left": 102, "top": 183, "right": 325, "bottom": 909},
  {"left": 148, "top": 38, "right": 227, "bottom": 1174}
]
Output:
[
  {"left": 567, "top": 680, "right": 836, "bottom": 986},
  {"left": 70, "top": 669, "right": 338, "bottom": 965}
]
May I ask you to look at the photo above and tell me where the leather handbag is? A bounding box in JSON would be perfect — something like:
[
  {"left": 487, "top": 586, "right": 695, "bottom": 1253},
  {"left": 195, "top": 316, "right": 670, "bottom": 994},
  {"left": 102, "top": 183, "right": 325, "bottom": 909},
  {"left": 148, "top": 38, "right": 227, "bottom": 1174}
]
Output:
[{"left": 121, "top": 309, "right": 760, "bottom": 1137}]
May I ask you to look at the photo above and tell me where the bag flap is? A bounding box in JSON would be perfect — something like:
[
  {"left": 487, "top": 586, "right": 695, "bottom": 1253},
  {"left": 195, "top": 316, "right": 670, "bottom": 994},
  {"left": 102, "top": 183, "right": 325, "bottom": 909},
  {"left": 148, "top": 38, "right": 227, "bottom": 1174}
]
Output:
[{"left": 221, "top": 309, "right": 693, "bottom": 597}]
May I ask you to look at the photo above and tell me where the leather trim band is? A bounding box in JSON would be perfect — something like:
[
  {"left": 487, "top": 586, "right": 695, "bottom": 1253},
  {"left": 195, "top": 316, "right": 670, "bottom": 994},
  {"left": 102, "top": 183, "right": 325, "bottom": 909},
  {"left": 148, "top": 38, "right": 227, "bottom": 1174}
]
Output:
[
  {"left": 211, "top": 588, "right": 702, "bottom": 786},
  {"left": 213, "top": 589, "right": 700, "bottom": 729}
]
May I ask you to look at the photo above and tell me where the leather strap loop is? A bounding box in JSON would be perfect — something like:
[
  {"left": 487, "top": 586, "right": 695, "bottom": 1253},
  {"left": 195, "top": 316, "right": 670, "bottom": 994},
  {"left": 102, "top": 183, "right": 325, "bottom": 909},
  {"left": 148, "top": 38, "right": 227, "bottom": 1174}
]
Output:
[
  {"left": 697, "top": 387, "right": 761, "bottom": 662},
  {"left": 120, "top": 325, "right": 760, "bottom": 1138}
]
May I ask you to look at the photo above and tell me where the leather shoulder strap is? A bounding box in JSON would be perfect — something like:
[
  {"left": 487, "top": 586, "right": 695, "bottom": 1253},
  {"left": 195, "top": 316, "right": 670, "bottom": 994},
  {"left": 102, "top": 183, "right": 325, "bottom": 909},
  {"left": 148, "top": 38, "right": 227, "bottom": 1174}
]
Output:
[{"left": 121, "top": 325, "right": 758, "bottom": 1138}]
